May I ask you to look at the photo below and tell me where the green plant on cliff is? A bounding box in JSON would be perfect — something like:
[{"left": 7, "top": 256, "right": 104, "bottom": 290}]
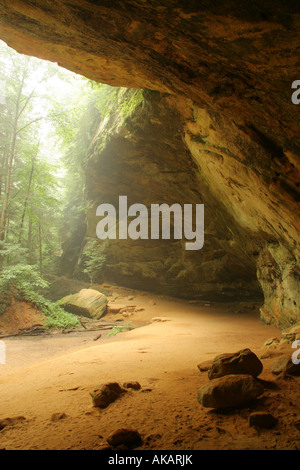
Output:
[{"left": 0, "top": 264, "right": 80, "bottom": 329}]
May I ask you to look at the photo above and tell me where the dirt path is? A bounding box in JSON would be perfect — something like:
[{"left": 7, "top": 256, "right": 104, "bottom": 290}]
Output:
[{"left": 0, "top": 289, "right": 299, "bottom": 450}]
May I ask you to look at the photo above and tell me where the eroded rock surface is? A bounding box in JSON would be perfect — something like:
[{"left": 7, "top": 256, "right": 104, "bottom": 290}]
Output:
[
  {"left": 197, "top": 374, "right": 264, "bottom": 409},
  {"left": 58, "top": 289, "right": 107, "bottom": 319},
  {"left": 208, "top": 348, "right": 263, "bottom": 380}
]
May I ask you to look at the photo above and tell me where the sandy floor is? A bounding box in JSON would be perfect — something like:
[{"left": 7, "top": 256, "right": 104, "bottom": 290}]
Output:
[{"left": 0, "top": 287, "right": 299, "bottom": 450}]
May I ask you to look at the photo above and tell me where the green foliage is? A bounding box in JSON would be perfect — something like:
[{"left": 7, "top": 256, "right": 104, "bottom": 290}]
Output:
[
  {"left": 0, "top": 264, "right": 80, "bottom": 329},
  {"left": 83, "top": 238, "right": 106, "bottom": 284},
  {"left": 107, "top": 322, "right": 133, "bottom": 337},
  {"left": 93, "top": 86, "right": 144, "bottom": 121},
  {"left": 0, "top": 242, "right": 28, "bottom": 266}
]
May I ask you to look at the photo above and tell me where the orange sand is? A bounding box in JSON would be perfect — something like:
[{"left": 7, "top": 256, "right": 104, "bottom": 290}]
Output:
[{"left": 0, "top": 288, "right": 299, "bottom": 450}]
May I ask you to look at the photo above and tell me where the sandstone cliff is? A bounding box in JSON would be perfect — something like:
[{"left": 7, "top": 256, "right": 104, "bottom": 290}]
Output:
[{"left": 0, "top": 1, "right": 299, "bottom": 326}]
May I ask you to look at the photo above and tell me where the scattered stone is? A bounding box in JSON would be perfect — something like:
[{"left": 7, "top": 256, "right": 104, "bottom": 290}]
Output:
[
  {"left": 281, "top": 323, "right": 300, "bottom": 343},
  {"left": 107, "top": 428, "right": 143, "bottom": 448},
  {"left": 249, "top": 412, "right": 278, "bottom": 429},
  {"left": 107, "top": 304, "right": 124, "bottom": 313},
  {"left": 197, "top": 360, "right": 212, "bottom": 372},
  {"left": 263, "top": 337, "right": 280, "bottom": 348},
  {"left": 197, "top": 374, "right": 264, "bottom": 409},
  {"left": 120, "top": 307, "right": 135, "bottom": 314},
  {"left": 127, "top": 296, "right": 134, "bottom": 301},
  {"left": 123, "top": 381, "right": 141, "bottom": 390},
  {"left": 208, "top": 348, "right": 263, "bottom": 380},
  {"left": 271, "top": 355, "right": 300, "bottom": 376},
  {"left": 151, "top": 317, "right": 170, "bottom": 322},
  {"left": 50, "top": 412, "right": 68, "bottom": 422},
  {"left": 121, "top": 311, "right": 133, "bottom": 318},
  {"left": 58, "top": 289, "right": 107, "bottom": 319},
  {"left": 0, "top": 416, "right": 26, "bottom": 430},
  {"left": 90, "top": 382, "right": 126, "bottom": 408}
]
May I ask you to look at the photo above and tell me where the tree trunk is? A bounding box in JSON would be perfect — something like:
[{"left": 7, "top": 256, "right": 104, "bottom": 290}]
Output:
[
  {"left": 38, "top": 220, "right": 42, "bottom": 274},
  {"left": 18, "top": 140, "right": 39, "bottom": 244},
  {"left": 0, "top": 67, "right": 27, "bottom": 243},
  {"left": 27, "top": 217, "right": 34, "bottom": 265}
]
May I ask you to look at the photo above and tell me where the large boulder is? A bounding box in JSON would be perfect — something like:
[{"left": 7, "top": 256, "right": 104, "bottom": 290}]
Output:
[
  {"left": 208, "top": 348, "right": 263, "bottom": 380},
  {"left": 197, "top": 374, "right": 264, "bottom": 409},
  {"left": 58, "top": 289, "right": 107, "bottom": 319}
]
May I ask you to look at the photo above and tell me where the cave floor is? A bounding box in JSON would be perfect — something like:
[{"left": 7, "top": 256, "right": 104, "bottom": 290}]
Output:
[{"left": 0, "top": 288, "right": 299, "bottom": 450}]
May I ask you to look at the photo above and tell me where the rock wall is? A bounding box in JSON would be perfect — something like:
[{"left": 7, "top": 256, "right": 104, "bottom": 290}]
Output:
[
  {"left": 0, "top": 1, "right": 299, "bottom": 325},
  {"left": 182, "top": 102, "right": 300, "bottom": 326},
  {"left": 80, "top": 87, "right": 261, "bottom": 301}
]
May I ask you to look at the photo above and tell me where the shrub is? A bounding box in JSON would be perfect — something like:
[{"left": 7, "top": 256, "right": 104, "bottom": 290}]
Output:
[
  {"left": 107, "top": 322, "right": 133, "bottom": 337},
  {"left": 0, "top": 264, "right": 80, "bottom": 329}
]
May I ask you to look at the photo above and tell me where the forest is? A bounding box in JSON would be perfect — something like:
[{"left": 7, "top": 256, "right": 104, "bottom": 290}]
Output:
[{"left": 0, "top": 40, "right": 107, "bottom": 329}]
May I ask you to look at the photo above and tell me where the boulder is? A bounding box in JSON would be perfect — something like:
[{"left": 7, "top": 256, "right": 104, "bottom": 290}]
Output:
[
  {"left": 249, "top": 412, "right": 278, "bottom": 429},
  {"left": 90, "top": 382, "right": 126, "bottom": 408},
  {"left": 271, "top": 355, "right": 300, "bottom": 376},
  {"left": 208, "top": 348, "right": 263, "bottom": 380},
  {"left": 58, "top": 289, "right": 107, "bottom": 319},
  {"left": 197, "top": 374, "right": 264, "bottom": 409},
  {"left": 107, "top": 428, "right": 143, "bottom": 448}
]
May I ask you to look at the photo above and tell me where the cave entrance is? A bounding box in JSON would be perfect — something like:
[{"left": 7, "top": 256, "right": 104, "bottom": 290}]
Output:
[{"left": 0, "top": 37, "right": 298, "bottom": 452}]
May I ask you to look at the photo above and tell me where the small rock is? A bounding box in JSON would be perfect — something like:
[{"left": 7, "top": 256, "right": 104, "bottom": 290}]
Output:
[
  {"left": 107, "top": 428, "right": 143, "bottom": 448},
  {"left": 90, "top": 382, "right": 126, "bottom": 408},
  {"left": 197, "top": 374, "right": 264, "bottom": 409},
  {"left": 151, "top": 317, "right": 170, "bottom": 322},
  {"left": 51, "top": 412, "right": 68, "bottom": 422},
  {"left": 123, "top": 381, "right": 141, "bottom": 390},
  {"left": 208, "top": 348, "right": 263, "bottom": 380},
  {"left": 263, "top": 337, "right": 280, "bottom": 348},
  {"left": 0, "top": 416, "right": 26, "bottom": 430},
  {"left": 271, "top": 355, "right": 300, "bottom": 376},
  {"left": 249, "top": 412, "right": 278, "bottom": 429},
  {"left": 107, "top": 304, "right": 125, "bottom": 313}
]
